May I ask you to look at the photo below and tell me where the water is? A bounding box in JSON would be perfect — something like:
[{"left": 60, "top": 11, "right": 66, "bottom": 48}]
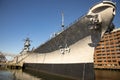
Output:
[
  {"left": 95, "top": 70, "right": 120, "bottom": 80},
  {"left": 0, "top": 69, "right": 120, "bottom": 80}
]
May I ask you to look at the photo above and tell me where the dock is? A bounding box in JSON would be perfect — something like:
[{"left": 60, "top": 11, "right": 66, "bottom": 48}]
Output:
[{"left": 6, "top": 62, "right": 23, "bottom": 69}]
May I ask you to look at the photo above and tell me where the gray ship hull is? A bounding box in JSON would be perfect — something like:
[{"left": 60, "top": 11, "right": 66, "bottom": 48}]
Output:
[
  {"left": 23, "top": 63, "right": 94, "bottom": 80},
  {"left": 22, "top": 16, "right": 95, "bottom": 79}
]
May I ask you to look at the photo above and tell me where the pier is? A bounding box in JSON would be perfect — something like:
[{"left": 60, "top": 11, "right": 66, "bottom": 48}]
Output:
[
  {"left": 6, "top": 62, "right": 23, "bottom": 69},
  {"left": 0, "top": 62, "right": 23, "bottom": 69}
]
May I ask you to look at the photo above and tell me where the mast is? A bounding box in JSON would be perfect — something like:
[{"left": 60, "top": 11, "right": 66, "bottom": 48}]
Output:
[
  {"left": 61, "top": 12, "right": 64, "bottom": 31},
  {"left": 23, "top": 37, "right": 31, "bottom": 52}
]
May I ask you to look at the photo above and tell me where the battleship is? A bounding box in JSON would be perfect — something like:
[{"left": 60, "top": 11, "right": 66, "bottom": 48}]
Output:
[{"left": 12, "top": 0, "right": 116, "bottom": 80}]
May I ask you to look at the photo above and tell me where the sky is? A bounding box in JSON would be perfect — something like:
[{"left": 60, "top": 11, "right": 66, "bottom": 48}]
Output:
[{"left": 0, "top": 0, "right": 120, "bottom": 56}]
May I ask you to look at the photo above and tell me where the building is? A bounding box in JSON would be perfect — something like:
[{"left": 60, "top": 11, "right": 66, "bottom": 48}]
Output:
[
  {"left": 94, "top": 28, "right": 120, "bottom": 69},
  {"left": 0, "top": 52, "right": 6, "bottom": 63}
]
